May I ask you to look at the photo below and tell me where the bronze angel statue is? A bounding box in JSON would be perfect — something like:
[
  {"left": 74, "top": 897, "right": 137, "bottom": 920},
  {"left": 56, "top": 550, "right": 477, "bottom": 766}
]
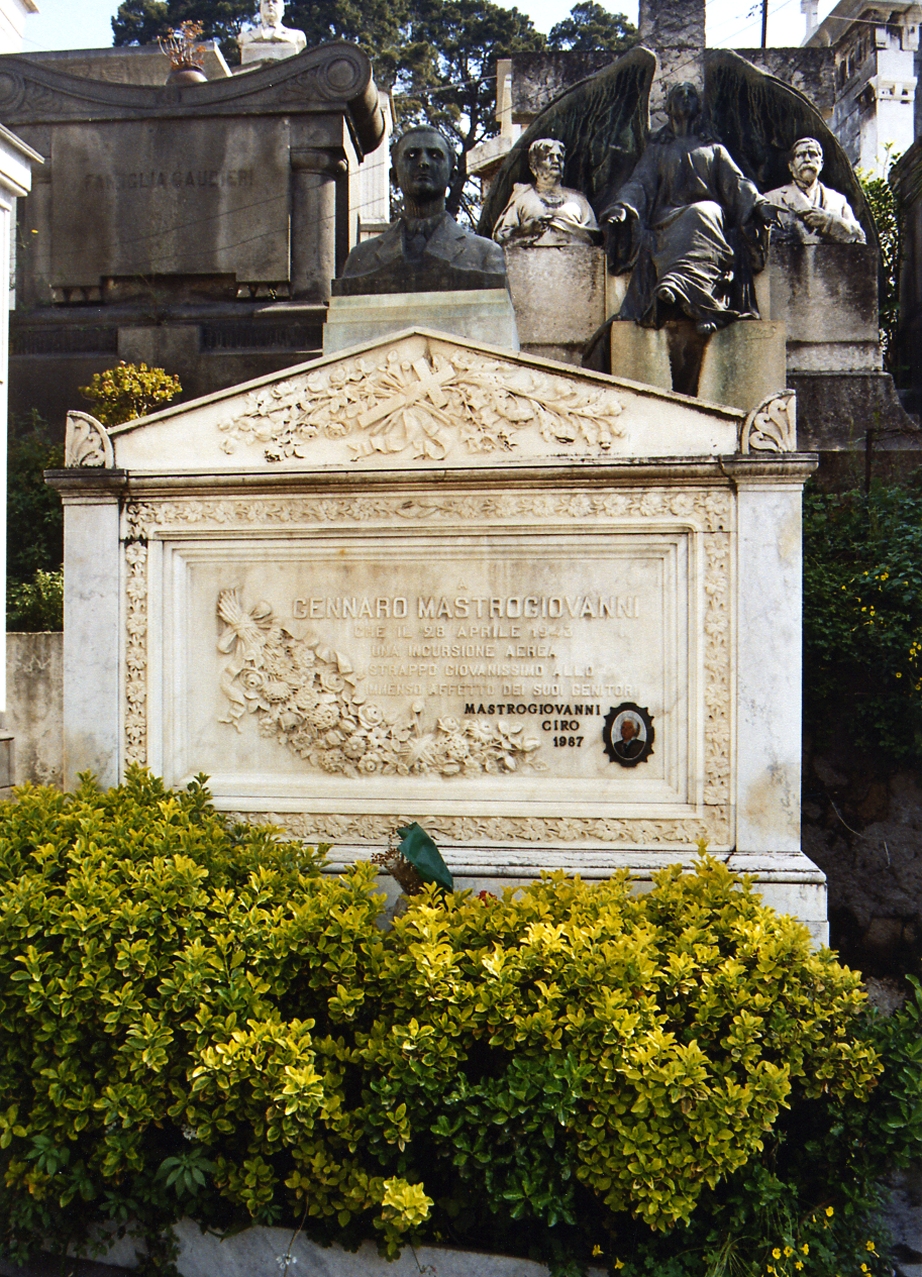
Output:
[{"left": 479, "top": 48, "right": 874, "bottom": 368}]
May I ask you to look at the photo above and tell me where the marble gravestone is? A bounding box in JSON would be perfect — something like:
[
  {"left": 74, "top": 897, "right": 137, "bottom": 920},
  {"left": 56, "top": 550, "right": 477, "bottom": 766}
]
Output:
[{"left": 51, "top": 328, "right": 825, "bottom": 941}]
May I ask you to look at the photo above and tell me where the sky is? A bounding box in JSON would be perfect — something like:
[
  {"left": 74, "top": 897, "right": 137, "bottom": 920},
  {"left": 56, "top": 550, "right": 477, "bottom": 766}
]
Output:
[{"left": 21, "top": 0, "right": 838, "bottom": 55}]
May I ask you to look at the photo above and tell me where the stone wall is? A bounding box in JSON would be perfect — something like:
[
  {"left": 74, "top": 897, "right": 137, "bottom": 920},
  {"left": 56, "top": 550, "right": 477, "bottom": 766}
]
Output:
[
  {"left": 0, "top": 44, "right": 387, "bottom": 436},
  {"left": 0, "top": 631, "right": 63, "bottom": 788},
  {"left": 734, "top": 47, "right": 835, "bottom": 119}
]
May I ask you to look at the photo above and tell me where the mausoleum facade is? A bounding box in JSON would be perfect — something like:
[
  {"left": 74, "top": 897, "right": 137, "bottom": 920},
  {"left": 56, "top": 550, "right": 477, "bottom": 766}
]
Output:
[{"left": 51, "top": 329, "right": 825, "bottom": 939}]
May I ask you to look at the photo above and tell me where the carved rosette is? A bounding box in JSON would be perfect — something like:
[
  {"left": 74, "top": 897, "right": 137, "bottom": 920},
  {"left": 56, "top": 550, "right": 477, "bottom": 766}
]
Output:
[
  {"left": 65, "top": 411, "right": 115, "bottom": 468},
  {"left": 123, "top": 485, "right": 734, "bottom": 848},
  {"left": 739, "top": 391, "right": 797, "bottom": 455},
  {"left": 124, "top": 487, "right": 734, "bottom": 538}
]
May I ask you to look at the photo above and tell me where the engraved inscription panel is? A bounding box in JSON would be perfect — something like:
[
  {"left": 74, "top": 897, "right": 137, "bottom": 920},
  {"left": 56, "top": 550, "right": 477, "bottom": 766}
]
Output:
[
  {"left": 52, "top": 119, "right": 290, "bottom": 285},
  {"left": 155, "top": 531, "right": 692, "bottom": 817}
]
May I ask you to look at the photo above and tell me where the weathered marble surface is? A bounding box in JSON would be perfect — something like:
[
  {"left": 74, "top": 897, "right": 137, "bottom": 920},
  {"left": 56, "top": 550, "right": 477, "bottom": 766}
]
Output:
[
  {"left": 764, "top": 241, "right": 880, "bottom": 373},
  {"left": 1, "top": 632, "right": 63, "bottom": 787},
  {"left": 323, "top": 291, "right": 519, "bottom": 354},
  {"left": 504, "top": 244, "right": 605, "bottom": 364},
  {"left": 49, "top": 329, "right": 822, "bottom": 930},
  {"left": 609, "top": 320, "right": 786, "bottom": 410}
]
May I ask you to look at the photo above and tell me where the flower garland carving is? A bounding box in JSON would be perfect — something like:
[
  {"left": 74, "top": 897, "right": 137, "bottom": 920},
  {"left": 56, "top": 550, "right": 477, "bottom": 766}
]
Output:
[
  {"left": 217, "top": 345, "right": 625, "bottom": 463},
  {"left": 217, "top": 590, "right": 544, "bottom": 779},
  {"left": 124, "top": 488, "right": 733, "bottom": 538},
  {"left": 125, "top": 540, "right": 148, "bottom": 765}
]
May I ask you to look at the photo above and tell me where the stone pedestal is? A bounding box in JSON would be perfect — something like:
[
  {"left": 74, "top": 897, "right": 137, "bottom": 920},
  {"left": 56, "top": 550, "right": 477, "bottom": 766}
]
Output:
[
  {"left": 323, "top": 289, "right": 519, "bottom": 353},
  {"left": 697, "top": 322, "right": 787, "bottom": 411},
  {"left": 504, "top": 244, "right": 605, "bottom": 365},
  {"left": 610, "top": 320, "right": 787, "bottom": 411},
  {"left": 764, "top": 242, "right": 881, "bottom": 374}
]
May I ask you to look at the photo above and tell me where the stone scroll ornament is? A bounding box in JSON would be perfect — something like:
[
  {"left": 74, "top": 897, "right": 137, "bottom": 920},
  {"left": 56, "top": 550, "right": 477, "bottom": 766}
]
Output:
[
  {"left": 216, "top": 590, "right": 545, "bottom": 779},
  {"left": 218, "top": 344, "right": 624, "bottom": 463},
  {"left": 739, "top": 390, "right": 796, "bottom": 454},
  {"left": 64, "top": 411, "right": 114, "bottom": 468}
]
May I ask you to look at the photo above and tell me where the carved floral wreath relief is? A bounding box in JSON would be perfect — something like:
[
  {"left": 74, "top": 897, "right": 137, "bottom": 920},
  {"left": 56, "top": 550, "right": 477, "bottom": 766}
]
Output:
[
  {"left": 217, "top": 346, "right": 625, "bottom": 462},
  {"left": 217, "top": 590, "right": 545, "bottom": 779}
]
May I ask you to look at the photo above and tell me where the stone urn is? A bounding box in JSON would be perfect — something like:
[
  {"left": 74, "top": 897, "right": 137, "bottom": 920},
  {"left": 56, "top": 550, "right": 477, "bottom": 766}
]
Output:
[{"left": 167, "top": 66, "right": 207, "bottom": 84}]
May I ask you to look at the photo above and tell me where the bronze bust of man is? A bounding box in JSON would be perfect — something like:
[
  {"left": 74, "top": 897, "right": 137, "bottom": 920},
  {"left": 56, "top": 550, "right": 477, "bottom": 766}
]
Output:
[{"left": 332, "top": 126, "right": 507, "bottom": 295}]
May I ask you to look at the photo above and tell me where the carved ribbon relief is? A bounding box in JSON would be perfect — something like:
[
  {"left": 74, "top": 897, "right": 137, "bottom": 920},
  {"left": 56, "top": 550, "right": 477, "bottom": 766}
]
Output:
[
  {"left": 218, "top": 344, "right": 625, "bottom": 463},
  {"left": 216, "top": 589, "right": 545, "bottom": 779}
]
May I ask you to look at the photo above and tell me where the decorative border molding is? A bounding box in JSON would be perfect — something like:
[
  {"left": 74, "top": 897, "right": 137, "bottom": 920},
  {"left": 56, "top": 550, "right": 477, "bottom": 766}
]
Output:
[
  {"left": 224, "top": 809, "right": 732, "bottom": 852},
  {"left": 123, "top": 486, "right": 733, "bottom": 845},
  {"left": 124, "top": 539, "right": 148, "bottom": 766},
  {"left": 124, "top": 487, "right": 734, "bottom": 537}
]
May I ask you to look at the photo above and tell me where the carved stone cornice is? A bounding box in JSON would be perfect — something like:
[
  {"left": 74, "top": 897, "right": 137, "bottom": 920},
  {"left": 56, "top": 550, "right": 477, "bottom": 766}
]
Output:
[{"left": 0, "top": 43, "right": 384, "bottom": 154}]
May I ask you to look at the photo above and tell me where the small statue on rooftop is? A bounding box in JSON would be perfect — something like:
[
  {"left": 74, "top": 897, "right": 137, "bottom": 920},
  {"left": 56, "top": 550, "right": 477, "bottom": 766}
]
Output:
[
  {"left": 333, "top": 126, "right": 507, "bottom": 295},
  {"left": 238, "top": 0, "right": 307, "bottom": 66},
  {"left": 492, "top": 138, "right": 599, "bottom": 247},
  {"left": 763, "top": 138, "right": 866, "bottom": 245}
]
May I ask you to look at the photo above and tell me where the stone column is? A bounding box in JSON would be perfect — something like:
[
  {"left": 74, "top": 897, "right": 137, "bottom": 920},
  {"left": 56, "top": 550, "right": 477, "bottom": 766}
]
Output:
[
  {"left": 638, "top": 0, "right": 705, "bottom": 128},
  {"left": 56, "top": 476, "right": 125, "bottom": 790},
  {"left": 290, "top": 147, "right": 348, "bottom": 302},
  {"left": 724, "top": 456, "right": 827, "bottom": 943},
  {"left": 726, "top": 459, "right": 814, "bottom": 856}
]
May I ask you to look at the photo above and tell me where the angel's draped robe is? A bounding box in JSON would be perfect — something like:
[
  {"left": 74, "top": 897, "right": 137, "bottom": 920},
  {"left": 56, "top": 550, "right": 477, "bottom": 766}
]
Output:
[{"left": 604, "top": 133, "right": 766, "bottom": 328}]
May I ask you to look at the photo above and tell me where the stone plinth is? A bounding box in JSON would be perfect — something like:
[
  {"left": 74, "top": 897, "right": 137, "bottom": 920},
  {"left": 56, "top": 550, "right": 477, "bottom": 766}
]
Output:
[
  {"left": 610, "top": 320, "right": 786, "bottom": 411},
  {"left": 323, "top": 290, "right": 519, "bottom": 353},
  {"left": 764, "top": 242, "right": 880, "bottom": 374},
  {"left": 504, "top": 244, "right": 605, "bottom": 365},
  {"left": 697, "top": 322, "right": 787, "bottom": 411},
  {"left": 49, "top": 329, "right": 823, "bottom": 939}
]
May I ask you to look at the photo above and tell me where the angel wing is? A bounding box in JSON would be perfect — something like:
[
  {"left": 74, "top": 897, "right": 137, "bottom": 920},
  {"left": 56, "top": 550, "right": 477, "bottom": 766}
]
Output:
[
  {"left": 704, "top": 49, "right": 877, "bottom": 250},
  {"left": 478, "top": 45, "right": 656, "bottom": 238}
]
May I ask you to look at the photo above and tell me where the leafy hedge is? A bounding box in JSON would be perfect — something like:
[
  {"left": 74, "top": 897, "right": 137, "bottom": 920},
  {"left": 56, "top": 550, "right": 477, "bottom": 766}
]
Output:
[
  {"left": 0, "top": 771, "right": 918, "bottom": 1277},
  {"left": 803, "top": 481, "right": 922, "bottom": 762}
]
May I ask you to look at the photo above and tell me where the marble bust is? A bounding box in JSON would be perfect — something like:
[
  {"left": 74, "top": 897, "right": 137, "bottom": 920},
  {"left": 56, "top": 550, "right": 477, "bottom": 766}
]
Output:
[
  {"left": 764, "top": 138, "right": 866, "bottom": 245},
  {"left": 332, "top": 126, "right": 507, "bottom": 295},
  {"left": 238, "top": 0, "right": 307, "bottom": 66},
  {"left": 492, "top": 138, "right": 599, "bottom": 247}
]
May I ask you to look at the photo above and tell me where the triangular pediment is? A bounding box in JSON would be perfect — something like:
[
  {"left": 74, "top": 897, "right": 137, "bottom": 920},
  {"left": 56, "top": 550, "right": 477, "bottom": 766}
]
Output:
[{"left": 107, "top": 329, "right": 746, "bottom": 474}]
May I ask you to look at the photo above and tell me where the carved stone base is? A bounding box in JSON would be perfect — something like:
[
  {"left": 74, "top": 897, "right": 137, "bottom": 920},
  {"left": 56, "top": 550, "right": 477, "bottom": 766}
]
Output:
[
  {"left": 362, "top": 850, "right": 829, "bottom": 947},
  {"left": 323, "top": 289, "right": 519, "bottom": 354},
  {"left": 610, "top": 320, "right": 786, "bottom": 411}
]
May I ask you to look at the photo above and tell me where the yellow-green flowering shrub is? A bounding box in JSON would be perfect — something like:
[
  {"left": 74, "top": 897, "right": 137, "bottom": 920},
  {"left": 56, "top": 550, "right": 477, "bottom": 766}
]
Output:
[
  {"left": 0, "top": 770, "right": 915, "bottom": 1277},
  {"left": 78, "top": 362, "right": 181, "bottom": 426}
]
